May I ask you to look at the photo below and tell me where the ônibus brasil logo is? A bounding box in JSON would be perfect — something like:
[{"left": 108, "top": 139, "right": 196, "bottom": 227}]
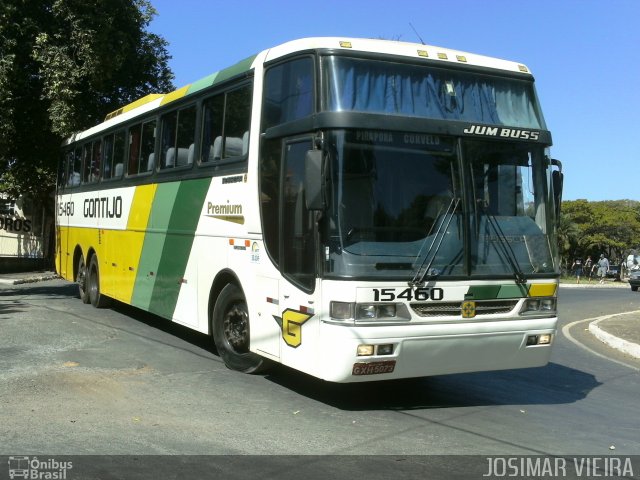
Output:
[{"left": 8, "top": 456, "right": 73, "bottom": 479}]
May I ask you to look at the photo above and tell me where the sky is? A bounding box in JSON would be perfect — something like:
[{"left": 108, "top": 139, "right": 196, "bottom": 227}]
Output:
[{"left": 149, "top": 0, "right": 639, "bottom": 202}]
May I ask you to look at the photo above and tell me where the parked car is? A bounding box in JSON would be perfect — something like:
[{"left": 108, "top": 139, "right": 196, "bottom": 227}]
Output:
[
  {"left": 606, "top": 262, "right": 621, "bottom": 280},
  {"left": 630, "top": 270, "right": 640, "bottom": 292}
]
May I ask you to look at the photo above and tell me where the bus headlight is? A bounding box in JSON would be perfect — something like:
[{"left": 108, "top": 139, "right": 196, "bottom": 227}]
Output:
[
  {"left": 520, "top": 297, "right": 556, "bottom": 315},
  {"left": 330, "top": 302, "right": 410, "bottom": 322},
  {"left": 330, "top": 301, "right": 354, "bottom": 320},
  {"left": 356, "top": 304, "right": 397, "bottom": 319}
]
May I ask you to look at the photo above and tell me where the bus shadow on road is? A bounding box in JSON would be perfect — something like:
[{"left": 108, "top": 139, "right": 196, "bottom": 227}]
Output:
[
  {"left": 108, "top": 301, "right": 215, "bottom": 354},
  {"left": 0, "top": 282, "right": 78, "bottom": 317},
  {"left": 264, "top": 362, "right": 601, "bottom": 411}
]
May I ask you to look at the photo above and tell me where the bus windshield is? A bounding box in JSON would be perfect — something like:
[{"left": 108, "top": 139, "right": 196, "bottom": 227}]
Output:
[
  {"left": 324, "top": 56, "right": 546, "bottom": 129},
  {"left": 322, "top": 130, "right": 557, "bottom": 280}
]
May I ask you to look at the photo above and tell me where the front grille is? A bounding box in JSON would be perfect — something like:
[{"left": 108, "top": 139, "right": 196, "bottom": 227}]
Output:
[{"left": 411, "top": 299, "right": 519, "bottom": 318}]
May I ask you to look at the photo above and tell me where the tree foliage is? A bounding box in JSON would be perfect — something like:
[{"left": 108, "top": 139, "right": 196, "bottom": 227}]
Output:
[
  {"left": 0, "top": 0, "right": 174, "bottom": 208},
  {"left": 559, "top": 199, "right": 640, "bottom": 267}
]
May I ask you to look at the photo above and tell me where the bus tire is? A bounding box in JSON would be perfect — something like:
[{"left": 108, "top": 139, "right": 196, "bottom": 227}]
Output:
[
  {"left": 77, "top": 254, "right": 90, "bottom": 304},
  {"left": 88, "top": 255, "right": 111, "bottom": 308},
  {"left": 212, "top": 284, "right": 271, "bottom": 374}
]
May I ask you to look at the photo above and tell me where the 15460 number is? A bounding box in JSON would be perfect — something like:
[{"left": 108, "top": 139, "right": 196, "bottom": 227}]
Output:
[{"left": 372, "top": 287, "right": 443, "bottom": 302}]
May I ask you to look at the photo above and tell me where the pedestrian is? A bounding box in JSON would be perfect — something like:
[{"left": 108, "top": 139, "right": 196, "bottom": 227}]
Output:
[
  {"left": 571, "top": 257, "right": 583, "bottom": 284},
  {"left": 597, "top": 253, "right": 609, "bottom": 284},
  {"left": 626, "top": 249, "right": 639, "bottom": 275},
  {"left": 584, "top": 255, "right": 593, "bottom": 283}
]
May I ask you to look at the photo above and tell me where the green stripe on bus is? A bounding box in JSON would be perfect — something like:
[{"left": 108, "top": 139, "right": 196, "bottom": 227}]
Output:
[
  {"left": 186, "top": 72, "right": 219, "bottom": 96},
  {"left": 497, "top": 284, "right": 529, "bottom": 298},
  {"left": 466, "top": 284, "right": 528, "bottom": 300},
  {"left": 131, "top": 182, "right": 182, "bottom": 310},
  {"left": 213, "top": 55, "right": 256, "bottom": 84},
  {"left": 466, "top": 285, "right": 500, "bottom": 300},
  {"left": 185, "top": 55, "right": 256, "bottom": 97},
  {"left": 147, "top": 178, "right": 211, "bottom": 318}
]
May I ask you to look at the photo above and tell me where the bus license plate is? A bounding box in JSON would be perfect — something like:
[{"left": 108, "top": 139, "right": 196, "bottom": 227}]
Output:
[{"left": 352, "top": 360, "right": 396, "bottom": 376}]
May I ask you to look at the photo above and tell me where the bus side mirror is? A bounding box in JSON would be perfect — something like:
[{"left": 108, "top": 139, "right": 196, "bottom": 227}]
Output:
[
  {"left": 551, "top": 158, "right": 563, "bottom": 217},
  {"left": 305, "top": 150, "right": 325, "bottom": 210}
]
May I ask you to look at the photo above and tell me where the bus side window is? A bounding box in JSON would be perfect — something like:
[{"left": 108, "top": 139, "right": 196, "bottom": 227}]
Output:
[
  {"left": 91, "top": 139, "right": 102, "bottom": 183},
  {"left": 263, "top": 57, "right": 313, "bottom": 130},
  {"left": 128, "top": 124, "right": 141, "bottom": 175},
  {"left": 81, "top": 143, "right": 92, "bottom": 184},
  {"left": 102, "top": 134, "right": 114, "bottom": 180},
  {"left": 61, "top": 150, "right": 72, "bottom": 187},
  {"left": 223, "top": 86, "right": 251, "bottom": 158},
  {"left": 201, "top": 94, "right": 224, "bottom": 163},
  {"left": 161, "top": 105, "right": 196, "bottom": 169},
  {"left": 141, "top": 120, "right": 156, "bottom": 173},
  {"left": 71, "top": 147, "right": 82, "bottom": 186},
  {"left": 176, "top": 106, "right": 196, "bottom": 166},
  {"left": 113, "top": 131, "right": 125, "bottom": 178},
  {"left": 161, "top": 110, "right": 178, "bottom": 168},
  {"left": 201, "top": 85, "right": 251, "bottom": 164}
]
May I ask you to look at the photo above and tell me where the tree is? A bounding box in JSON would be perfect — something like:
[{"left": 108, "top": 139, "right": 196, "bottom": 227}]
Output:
[
  {"left": 561, "top": 199, "right": 640, "bottom": 265},
  {"left": 0, "top": 0, "right": 174, "bottom": 209},
  {"left": 556, "top": 212, "right": 580, "bottom": 271}
]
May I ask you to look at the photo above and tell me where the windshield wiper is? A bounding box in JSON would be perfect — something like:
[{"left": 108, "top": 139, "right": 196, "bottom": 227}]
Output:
[
  {"left": 477, "top": 201, "right": 527, "bottom": 285},
  {"left": 410, "top": 197, "right": 460, "bottom": 287}
]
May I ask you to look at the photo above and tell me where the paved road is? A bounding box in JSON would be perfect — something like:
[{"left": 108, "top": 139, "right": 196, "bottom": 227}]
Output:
[{"left": 1, "top": 280, "right": 639, "bottom": 462}]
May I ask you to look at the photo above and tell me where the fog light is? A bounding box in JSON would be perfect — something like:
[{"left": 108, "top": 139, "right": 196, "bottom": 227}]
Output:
[
  {"left": 538, "top": 334, "right": 552, "bottom": 345},
  {"left": 526, "top": 334, "right": 553, "bottom": 346},
  {"left": 377, "top": 344, "right": 394, "bottom": 355},
  {"left": 357, "top": 344, "right": 375, "bottom": 356}
]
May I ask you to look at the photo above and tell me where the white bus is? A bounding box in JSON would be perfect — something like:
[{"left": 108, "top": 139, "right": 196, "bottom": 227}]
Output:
[{"left": 56, "top": 37, "right": 563, "bottom": 382}]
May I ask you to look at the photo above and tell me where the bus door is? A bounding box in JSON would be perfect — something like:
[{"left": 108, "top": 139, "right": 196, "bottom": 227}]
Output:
[{"left": 278, "top": 138, "right": 320, "bottom": 364}]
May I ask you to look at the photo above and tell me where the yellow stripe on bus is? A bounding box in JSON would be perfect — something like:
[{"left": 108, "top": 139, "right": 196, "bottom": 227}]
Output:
[
  {"left": 104, "top": 93, "right": 163, "bottom": 120},
  {"left": 159, "top": 85, "right": 191, "bottom": 106},
  {"left": 107, "top": 184, "right": 158, "bottom": 303},
  {"left": 528, "top": 283, "right": 557, "bottom": 297}
]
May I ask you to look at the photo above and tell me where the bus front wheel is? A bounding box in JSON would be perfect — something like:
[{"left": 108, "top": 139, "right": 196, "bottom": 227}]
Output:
[
  {"left": 88, "top": 255, "right": 111, "bottom": 308},
  {"left": 212, "top": 284, "right": 271, "bottom": 374}
]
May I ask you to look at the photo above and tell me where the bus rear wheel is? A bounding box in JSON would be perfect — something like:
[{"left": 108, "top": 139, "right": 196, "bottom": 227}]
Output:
[
  {"left": 88, "top": 255, "right": 111, "bottom": 308},
  {"left": 77, "top": 254, "right": 90, "bottom": 304},
  {"left": 212, "top": 284, "right": 271, "bottom": 374}
]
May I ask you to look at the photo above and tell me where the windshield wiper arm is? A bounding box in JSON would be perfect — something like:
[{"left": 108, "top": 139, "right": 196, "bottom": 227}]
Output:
[
  {"left": 479, "top": 202, "right": 527, "bottom": 285},
  {"left": 410, "top": 197, "right": 460, "bottom": 287}
]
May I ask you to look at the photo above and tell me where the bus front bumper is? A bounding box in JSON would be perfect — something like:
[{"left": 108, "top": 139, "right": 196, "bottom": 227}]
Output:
[{"left": 316, "top": 317, "right": 557, "bottom": 383}]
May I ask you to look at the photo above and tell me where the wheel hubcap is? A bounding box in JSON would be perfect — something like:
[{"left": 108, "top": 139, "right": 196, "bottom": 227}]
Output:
[
  {"left": 223, "top": 303, "right": 249, "bottom": 353},
  {"left": 77, "top": 260, "right": 86, "bottom": 288}
]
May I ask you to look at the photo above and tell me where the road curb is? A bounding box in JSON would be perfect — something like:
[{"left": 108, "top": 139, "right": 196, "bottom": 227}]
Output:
[
  {"left": 559, "top": 282, "right": 629, "bottom": 289},
  {"left": 589, "top": 311, "right": 640, "bottom": 360},
  {"left": 0, "top": 273, "right": 59, "bottom": 285}
]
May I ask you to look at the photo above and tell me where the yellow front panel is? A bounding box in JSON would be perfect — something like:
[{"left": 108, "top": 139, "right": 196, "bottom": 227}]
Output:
[{"left": 529, "top": 283, "right": 558, "bottom": 297}]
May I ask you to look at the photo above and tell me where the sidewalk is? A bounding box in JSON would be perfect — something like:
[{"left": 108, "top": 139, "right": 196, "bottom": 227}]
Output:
[
  {"left": 560, "top": 280, "right": 640, "bottom": 359},
  {"left": 589, "top": 312, "right": 640, "bottom": 360},
  {"left": 1, "top": 270, "right": 638, "bottom": 360},
  {"left": 0, "top": 270, "right": 59, "bottom": 285}
]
